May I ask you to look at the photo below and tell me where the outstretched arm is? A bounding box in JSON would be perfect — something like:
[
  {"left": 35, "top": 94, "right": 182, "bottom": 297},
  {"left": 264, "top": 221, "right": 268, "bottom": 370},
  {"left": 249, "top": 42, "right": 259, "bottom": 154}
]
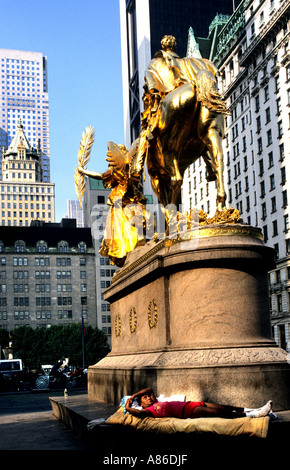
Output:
[{"left": 78, "top": 167, "right": 103, "bottom": 180}]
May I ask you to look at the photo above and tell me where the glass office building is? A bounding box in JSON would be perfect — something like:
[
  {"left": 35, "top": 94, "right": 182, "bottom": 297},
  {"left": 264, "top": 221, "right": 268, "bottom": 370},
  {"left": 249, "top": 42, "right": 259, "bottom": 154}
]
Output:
[{"left": 0, "top": 49, "right": 50, "bottom": 182}]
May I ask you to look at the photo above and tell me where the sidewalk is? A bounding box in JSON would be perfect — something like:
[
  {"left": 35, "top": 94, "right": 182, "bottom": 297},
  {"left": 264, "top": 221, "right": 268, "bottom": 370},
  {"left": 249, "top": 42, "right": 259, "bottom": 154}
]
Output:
[{"left": 0, "top": 389, "right": 93, "bottom": 452}]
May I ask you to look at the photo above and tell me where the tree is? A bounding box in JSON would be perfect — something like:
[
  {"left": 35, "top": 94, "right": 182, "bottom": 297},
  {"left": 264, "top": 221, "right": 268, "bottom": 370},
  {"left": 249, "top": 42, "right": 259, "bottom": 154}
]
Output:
[
  {"left": 85, "top": 326, "right": 110, "bottom": 365},
  {"left": 10, "top": 326, "right": 37, "bottom": 367},
  {"left": 9, "top": 324, "right": 110, "bottom": 369},
  {"left": 0, "top": 328, "right": 10, "bottom": 359}
]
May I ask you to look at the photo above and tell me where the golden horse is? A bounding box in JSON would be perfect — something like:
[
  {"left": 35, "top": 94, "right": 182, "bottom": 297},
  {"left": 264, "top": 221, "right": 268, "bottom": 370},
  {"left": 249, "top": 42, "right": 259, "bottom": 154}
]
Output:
[{"left": 131, "top": 41, "right": 229, "bottom": 218}]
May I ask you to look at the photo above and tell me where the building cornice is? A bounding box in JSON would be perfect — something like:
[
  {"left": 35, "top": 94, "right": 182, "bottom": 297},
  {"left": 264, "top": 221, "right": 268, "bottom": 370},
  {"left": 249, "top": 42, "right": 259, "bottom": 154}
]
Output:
[{"left": 213, "top": 0, "right": 248, "bottom": 67}]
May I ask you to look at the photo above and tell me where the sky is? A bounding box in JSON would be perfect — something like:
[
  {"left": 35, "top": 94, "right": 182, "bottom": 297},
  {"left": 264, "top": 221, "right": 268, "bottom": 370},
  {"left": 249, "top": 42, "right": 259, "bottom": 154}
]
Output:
[{"left": 0, "top": 0, "right": 125, "bottom": 221}]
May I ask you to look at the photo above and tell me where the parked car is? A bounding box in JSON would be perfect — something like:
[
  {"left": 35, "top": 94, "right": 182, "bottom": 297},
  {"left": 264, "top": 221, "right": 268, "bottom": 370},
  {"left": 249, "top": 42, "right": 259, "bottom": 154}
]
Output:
[{"left": 0, "top": 359, "right": 23, "bottom": 391}]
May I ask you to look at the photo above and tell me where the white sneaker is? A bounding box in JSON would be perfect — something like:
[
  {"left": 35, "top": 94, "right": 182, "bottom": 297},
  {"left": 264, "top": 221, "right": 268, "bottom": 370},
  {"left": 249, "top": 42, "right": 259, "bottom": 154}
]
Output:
[{"left": 246, "top": 401, "right": 272, "bottom": 418}]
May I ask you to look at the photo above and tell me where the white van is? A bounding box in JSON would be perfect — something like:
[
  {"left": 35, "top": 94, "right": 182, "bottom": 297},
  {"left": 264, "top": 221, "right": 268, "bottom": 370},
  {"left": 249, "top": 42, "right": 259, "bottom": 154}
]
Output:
[{"left": 0, "top": 359, "right": 23, "bottom": 372}]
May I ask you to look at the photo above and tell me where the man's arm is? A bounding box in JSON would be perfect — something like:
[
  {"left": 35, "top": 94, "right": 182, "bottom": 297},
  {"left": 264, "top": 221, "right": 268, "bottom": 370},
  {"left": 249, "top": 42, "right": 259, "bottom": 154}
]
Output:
[
  {"left": 130, "top": 387, "right": 156, "bottom": 402},
  {"left": 125, "top": 399, "right": 150, "bottom": 418}
]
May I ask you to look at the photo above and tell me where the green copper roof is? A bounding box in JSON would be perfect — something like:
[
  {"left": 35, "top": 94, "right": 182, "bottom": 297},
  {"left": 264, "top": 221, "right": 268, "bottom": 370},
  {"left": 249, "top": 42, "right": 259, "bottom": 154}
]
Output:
[{"left": 88, "top": 177, "right": 110, "bottom": 190}]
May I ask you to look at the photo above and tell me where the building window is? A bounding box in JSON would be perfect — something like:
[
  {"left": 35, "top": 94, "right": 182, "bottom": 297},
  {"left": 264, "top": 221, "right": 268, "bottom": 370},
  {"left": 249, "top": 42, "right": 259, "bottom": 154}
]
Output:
[
  {"left": 281, "top": 167, "right": 286, "bottom": 185},
  {"left": 57, "top": 297, "right": 72, "bottom": 306},
  {"left": 268, "top": 151, "right": 274, "bottom": 168},
  {"left": 276, "top": 97, "right": 281, "bottom": 115},
  {"left": 36, "top": 297, "right": 51, "bottom": 306},
  {"left": 270, "top": 174, "right": 275, "bottom": 191},
  {"left": 58, "top": 310, "right": 72, "bottom": 319},
  {"left": 277, "top": 294, "right": 282, "bottom": 313},
  {"left": 282, "top": 190, "right": 288, "bottom": 208},
  {"left": 271, "top": 197, "right": 277, "bottom": 213},
  {"left": 14, "top": 297, "right": 29, "bottom": 306},
  {"left": 272, "top": 220, "right": 278, "bottom": 237},
  {"left": 0, "top": 311, "right": 7, "bottom": 320},
  {"left": 14, "top": 311, "right": 29, "bottom": 320},
  {"left": 260, "top": 181, "right": 265, "bottom": 198},
  {"left": 262, "top": 203, "right": 267, "bottom": 220},
  {"left": 286, "top": 64, "right": 290, "bottom": 82},
  {"left": 284, "top": 215, "right": 289, "bottom": 233},
  {"left": 35, "top": 257, "right": 49, "bottom": 266},
  {"left": 56, "top": 257, "right": 71, "bottom": 266},
  {"left": 277, "top": 121, "right": 283, "bottom": 138},
  {"left": 0, "top": 284, "right": 7, "bottom": 294},
  {"left": 14, "top": 257, "right": 28, "bottom": 266},
  {"left": 263, "top": 225, "right": 268, "bottom": 242},
  {"left": 37, "top": 241, "right": 47, "bottom": 252},
  {"left": 79, "top": 242, "right": 86, "bottom": 253},
  {"left": 58, "top": 241, "right": 68, "bottom": 253},
  {"left": 255, "top": 95, "right": 260, "bottom": 112},
  {"left": 15, "top": 241, "right": 25, "bottom": 252}
]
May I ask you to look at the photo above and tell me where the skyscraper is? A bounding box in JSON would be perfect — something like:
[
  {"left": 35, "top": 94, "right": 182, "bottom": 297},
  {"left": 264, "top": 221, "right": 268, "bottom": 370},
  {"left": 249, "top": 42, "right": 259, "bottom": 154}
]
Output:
[
  {"left": 0, "top": 49, "right": 50, "bottom": 182},
  {"left": 66, "top": 200, "right": 84, "bottom": 227}
]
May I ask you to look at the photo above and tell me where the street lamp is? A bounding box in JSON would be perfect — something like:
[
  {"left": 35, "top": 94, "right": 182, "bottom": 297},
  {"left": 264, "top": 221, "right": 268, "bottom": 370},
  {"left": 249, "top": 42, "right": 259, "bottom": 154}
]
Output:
[{"left": 81, "top": 296, "right": 87, "bottom": 369}]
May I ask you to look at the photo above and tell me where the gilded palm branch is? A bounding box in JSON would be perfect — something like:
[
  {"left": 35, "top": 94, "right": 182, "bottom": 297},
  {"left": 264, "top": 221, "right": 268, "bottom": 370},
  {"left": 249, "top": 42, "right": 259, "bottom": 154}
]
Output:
[{"left": 74, "top": 126, "right": 95, "bottom": 209}]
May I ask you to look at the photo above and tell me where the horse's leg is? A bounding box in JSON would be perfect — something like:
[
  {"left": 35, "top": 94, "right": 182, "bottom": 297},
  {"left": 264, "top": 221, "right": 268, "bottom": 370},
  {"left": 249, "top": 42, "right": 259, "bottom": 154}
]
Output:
[
  {"left": 203, "top": 150, "right": 217, "bottom": 182},
  {"left": 150, "top": 174, "right": 172, "bottom": 233},
  {"left": 168, "top": 157, "right": 183, "bottom": 206},
  {"left": 198, "top": 111, "right": 226, "bottom": 211}
]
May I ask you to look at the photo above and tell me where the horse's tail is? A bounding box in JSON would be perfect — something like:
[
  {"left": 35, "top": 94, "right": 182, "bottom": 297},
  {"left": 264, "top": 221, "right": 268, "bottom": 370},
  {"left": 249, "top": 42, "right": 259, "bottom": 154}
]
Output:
[{"left": 195, "top": 70, "right": 230, "bottom": 115}]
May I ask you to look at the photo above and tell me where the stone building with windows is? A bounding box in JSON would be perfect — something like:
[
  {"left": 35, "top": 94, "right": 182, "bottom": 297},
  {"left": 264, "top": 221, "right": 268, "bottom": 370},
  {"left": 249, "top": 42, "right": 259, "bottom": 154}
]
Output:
[
  {"left": 182, "top": 0, "right": 290, "bottom": 351},
  {"left": 1, "top": 119, "right": 55, "bottom": 226},
  {"left": 0, "top": 218, "right": 96, "bottom": 331}
]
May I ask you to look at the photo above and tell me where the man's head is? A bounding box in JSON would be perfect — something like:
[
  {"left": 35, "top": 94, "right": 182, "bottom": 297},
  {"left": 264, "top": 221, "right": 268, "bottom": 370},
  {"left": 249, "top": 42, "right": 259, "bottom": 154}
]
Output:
[
  {"left": 161, "top": 35, "right": 177, "bottom": 52},
  {"left": 139, "top": 393, "right": 156, "bottom": 408}
]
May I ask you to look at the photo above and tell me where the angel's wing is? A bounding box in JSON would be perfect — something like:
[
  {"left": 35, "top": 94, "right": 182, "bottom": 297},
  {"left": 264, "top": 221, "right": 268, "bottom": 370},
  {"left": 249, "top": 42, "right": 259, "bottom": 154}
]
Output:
[{"left": 106, "top": 141, "right": 129, "bottom": 175}]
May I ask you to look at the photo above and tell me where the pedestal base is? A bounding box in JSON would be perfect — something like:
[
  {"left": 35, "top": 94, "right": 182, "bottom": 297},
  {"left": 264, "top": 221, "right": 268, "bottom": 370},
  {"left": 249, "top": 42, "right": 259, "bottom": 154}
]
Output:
[
  {"left": 88, "top": 225, "right": 290, "bottom": 410},
  {"left": 88, "top": 346, "right": 290, "bottom": 409}
]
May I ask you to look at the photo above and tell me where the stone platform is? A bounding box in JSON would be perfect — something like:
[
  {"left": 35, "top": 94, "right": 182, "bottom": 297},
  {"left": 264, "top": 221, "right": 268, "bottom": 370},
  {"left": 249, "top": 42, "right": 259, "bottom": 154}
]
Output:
[
  {"left": 49, "top": 393, "right": 290, "bottom": 454},
  {"left": 88, "top": 225, "right": 290, "bottom": 410}
]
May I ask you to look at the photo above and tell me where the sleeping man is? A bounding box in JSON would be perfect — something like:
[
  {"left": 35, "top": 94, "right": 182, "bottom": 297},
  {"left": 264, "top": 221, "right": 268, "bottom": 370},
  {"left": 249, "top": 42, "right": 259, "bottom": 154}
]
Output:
[{"left": 125, "top": 387, "right": 273, "bottom": 419}]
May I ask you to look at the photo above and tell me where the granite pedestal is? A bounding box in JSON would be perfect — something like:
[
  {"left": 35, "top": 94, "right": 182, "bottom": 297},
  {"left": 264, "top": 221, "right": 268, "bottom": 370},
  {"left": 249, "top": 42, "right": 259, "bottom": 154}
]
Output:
[{"left": 88, "top": 224, "right": 290, "bottom": 410}]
